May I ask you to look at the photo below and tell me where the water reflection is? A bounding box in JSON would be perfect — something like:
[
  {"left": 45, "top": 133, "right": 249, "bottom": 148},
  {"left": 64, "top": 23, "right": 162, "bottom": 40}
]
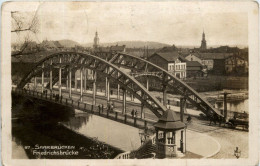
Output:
[
  {"left": 62, "top": 109, "right": 142, "bottom": 151},
  {"left": 215, "top": 99, "right": 248, "bottom": 113},
  {"left": 63, "top": 114, "right": 91, "bottom": 131},
  {"left": 12, "top": 94, "right": 123, "bottom": 159}
]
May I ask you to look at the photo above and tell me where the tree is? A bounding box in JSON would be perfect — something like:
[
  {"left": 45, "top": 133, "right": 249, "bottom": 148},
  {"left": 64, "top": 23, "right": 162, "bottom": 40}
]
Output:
[{"left": 11, "top": 11, "right": 40, "bottom": 57}]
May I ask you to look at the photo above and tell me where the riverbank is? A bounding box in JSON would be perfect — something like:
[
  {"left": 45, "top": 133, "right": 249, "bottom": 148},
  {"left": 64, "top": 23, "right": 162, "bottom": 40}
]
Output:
[
  {"left": 11, "top": 94, "right": 123, "bottom": 159},
  {"left": 12, "top": 120, "right": 123, "bottom": 159}
]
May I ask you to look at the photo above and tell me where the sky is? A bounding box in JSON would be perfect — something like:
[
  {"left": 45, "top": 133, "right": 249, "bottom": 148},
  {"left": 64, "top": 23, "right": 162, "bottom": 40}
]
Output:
[{"left": 11, "top": 1, "right": 248, "bottom": 47}]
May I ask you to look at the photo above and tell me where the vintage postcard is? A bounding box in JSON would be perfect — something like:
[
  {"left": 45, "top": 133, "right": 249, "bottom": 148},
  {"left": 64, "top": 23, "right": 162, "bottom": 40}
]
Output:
[{"left": 1, "top": 1, "right": 259, "bottom": 166}]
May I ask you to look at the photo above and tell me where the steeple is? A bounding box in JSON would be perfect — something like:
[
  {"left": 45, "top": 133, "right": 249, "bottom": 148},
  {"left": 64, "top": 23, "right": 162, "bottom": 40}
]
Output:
[
  {"left": 93, "top": 30, "right": 99, "bottom": 49},
  {"left": 200, "top": 30, "right": 207, "bottom": 50}
]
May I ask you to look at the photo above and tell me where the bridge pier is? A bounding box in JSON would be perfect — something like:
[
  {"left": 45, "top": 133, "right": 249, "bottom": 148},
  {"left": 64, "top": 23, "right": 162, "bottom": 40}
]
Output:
[
  {"left": 146, "top": 77, "right": 149, "bottom": 91},
  {"left": 59, "top": 57, "right": 62, "bottom": 96},
  {"left": 162, "top": 85, "right": 167, "bottom": 106},
  {"left": 105, "top": 77, "right": 108, "bottom": 97},
  {"left": 122, "top": 88, "right": 126, "bottom": 114},
  {"left": 66, "top": 74, "right": 69, "bottom": 90},
  {"left": 92, "top": 71, "right": 97, "bottom": 105},
  {"left": 80, "top": 66, "right": 83, "bottom": 102},
  {"left": 41, "top": 63, "right": 44, "bottom": 93},
  {"left": 107, "top": 78, "right": 110, "bottom": 103},
  {"left": 180, "top": 97, "right": 187, "bottom": 122},
  {"left": 69, "top": 67, "right": 72, "bottom": 98},
  {"left": 74, "top": 70, "right": 78, "bottom": 91},
  {"left": 141, "top": 103, "right": 144, "bottom": 119},
  {"left": 117, "top": 73, "right": 120, "bottom": 100},
  {"left": 131, "top": 84, "right": 134, "bottom": 101},
  {"left": 84, "top": 68, "right": 87, "bottom": 92}
]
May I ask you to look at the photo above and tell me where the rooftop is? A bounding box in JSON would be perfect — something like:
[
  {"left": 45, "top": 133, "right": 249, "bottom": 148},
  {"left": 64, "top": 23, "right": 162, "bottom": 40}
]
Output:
[
  {"left": 151, "top": 52, "right": 186, "bottom": 62},
  {"left": 192, "top": 52, "right": 233, "bottom": 60},
  {"left": 186, "top": 61, "right": 202, "bottom": 67},
  {"left": 154, "top": 109, "right": 186, "bottom": 130}
]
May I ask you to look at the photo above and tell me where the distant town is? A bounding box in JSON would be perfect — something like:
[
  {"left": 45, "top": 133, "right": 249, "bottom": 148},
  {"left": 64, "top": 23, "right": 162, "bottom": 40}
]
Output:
[{"left": 12, "top": 30, "right": 248, "bottom": 92}]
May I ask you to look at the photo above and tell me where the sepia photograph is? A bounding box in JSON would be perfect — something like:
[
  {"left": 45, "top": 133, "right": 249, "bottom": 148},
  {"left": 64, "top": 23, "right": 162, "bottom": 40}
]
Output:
[{"left": 2, "top": 1, "right": 259, "bottom": 166}]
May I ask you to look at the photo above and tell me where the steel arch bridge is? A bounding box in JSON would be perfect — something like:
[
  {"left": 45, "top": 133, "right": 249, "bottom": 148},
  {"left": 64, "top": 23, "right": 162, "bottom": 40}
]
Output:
[
  {"left": 17, "top": 51, "right": 223, "bottom": 119},
  {"left": 17, "top": 52, "right": 167, "bottom": 117},
  {"left": 94, "top": 51, "right": 223, "bottom": 119}
]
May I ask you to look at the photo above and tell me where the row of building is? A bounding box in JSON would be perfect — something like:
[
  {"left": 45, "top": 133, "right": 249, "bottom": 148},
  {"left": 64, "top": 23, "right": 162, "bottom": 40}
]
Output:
[
  {"left": 148, "top": 50, "right": 248, "bottom": 79},
  {"left": 92, "top": 30, "right": 248, "bottom": 78},
  {"left": 12, "top": 30, "right": 248, "bottom": 79}
]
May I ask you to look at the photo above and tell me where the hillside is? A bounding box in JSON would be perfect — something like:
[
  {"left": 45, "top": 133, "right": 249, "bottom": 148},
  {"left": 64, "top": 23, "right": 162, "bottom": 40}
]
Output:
[
  {"left": 82, "top": 41, "right": 171, "bottom": 49},
  {"left": 58, "top": 40, "right": 80, "bottom": 48}
]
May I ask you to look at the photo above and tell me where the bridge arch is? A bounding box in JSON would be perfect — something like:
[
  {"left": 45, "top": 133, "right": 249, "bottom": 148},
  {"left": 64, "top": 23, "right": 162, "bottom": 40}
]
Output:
[
  {"left": 94, "top": 51, "right": 223, "bottom": 118},
  {"left": 17, "top": 52, "right": 167, "bottom": 117}
]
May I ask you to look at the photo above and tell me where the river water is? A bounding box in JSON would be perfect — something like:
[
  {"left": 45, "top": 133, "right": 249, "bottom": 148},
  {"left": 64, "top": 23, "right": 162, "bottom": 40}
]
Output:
[
  {"left": 215, "top": 99, "right": 249, "bottom": 117},
  {"left": 62, "top": 109, "right": 141, "bottom": 151},
  {"left": 12, "top": 94, "right": 140, "bottom": 159}
]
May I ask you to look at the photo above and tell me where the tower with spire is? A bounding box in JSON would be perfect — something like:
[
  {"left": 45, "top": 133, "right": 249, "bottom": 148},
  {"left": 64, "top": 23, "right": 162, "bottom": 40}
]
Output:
[
  {"left": 93, "top": 31, "right": 99, "bottom": 49},
  {"left": 200, "top": 30, "right": 207, "bottom": 51}
]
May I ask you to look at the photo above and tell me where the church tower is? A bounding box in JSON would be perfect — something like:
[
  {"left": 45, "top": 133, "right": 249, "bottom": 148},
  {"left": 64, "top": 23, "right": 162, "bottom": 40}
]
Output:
[
  {"left": 200, "top": 30, "right": 207, "bottom": 51},
  {"left": 93, "top": 31, "right": 99, "bottom": 49}
]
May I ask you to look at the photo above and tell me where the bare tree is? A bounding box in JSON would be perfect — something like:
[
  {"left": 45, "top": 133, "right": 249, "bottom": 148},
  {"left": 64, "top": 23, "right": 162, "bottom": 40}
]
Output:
[{"left": 11, "top": 11, "right": 40, "bottom": 57}]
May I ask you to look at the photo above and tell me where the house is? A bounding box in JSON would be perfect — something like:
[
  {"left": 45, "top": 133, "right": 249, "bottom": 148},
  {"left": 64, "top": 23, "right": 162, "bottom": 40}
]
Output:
[
  {"left": 186, "top": 61, "right": 203, "bottom": 78},
  {"left": 185, "top": 52, "right": 214, "bottom": 70},
  {"left": 185, "top": 52, "right": 232, "bottom": 72},
  {"left": 148, "top": 52, "right": 186, "bottom": 79},
  {"left": 225, "top": 54, "right": 248, "bottom": 74},
  {"left": 185, "top": 53, "right": 203, "bottom": 65}
]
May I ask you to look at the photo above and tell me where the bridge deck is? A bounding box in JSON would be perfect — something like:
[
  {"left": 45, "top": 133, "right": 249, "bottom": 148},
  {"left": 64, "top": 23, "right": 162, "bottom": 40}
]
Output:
[
  {"left": 12, "top": 88, "right": 156, "bottom": 131},
  {"left": 13, "top": 87, "right": 225, "bottom": 133}
]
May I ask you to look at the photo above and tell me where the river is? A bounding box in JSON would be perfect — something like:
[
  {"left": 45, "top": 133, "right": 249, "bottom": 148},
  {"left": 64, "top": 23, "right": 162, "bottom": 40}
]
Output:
[
  {"left": 12, "top": 94, "right": 139, "bottom": 159},
  {"left": 215, "top": 99, "right": 249, "bottom": 118}
]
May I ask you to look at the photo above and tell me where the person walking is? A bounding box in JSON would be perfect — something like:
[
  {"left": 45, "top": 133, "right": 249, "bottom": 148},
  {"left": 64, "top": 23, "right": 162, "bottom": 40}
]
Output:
[
  {"left": 135, "top": 110, "right": 138, "bottom": 118},
  {"left": 131, "top": 109, "right": 134, "bottom": 118},
  {"left": 98, "top": 104, "right": 101, "bottom": 112},
  {"left": 187, "top": 115, "right": 192, "bottom": 124}
]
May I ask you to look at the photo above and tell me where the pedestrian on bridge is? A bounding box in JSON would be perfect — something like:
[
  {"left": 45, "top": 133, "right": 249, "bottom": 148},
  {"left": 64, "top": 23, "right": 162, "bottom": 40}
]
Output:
[
  {"left": 98, "top": 104, "right": 101, "bottom": 112},
  {"left": 107, "top": 103, "right": 111, "bottom": 112},
  {"left": 110, "top": 103, "right": 114, "bottom": 113},
  {"left": 131, "top": 109, "right": 134, "bottom": 118},
  {"left": 135, "top": 110, "right": 138, "bottom": 118},
  {"left": 187, "top": 115, "right": 192, "bottom": 124}
]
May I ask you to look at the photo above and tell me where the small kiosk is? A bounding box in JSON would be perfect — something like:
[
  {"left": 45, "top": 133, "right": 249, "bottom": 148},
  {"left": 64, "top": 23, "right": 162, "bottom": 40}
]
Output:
[{"left": 154, "top": 109, "right": 186, "bottom": 158}]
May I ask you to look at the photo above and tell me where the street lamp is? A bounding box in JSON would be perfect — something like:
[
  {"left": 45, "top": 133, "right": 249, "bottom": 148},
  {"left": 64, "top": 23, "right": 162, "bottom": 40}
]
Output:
[{"left": 234, "top": 147, "right": 241, "bottom": 159}]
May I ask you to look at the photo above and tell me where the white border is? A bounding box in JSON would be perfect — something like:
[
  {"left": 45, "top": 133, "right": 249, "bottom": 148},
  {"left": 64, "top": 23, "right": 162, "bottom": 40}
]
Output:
[{"left": 1, "top": 1, "right": 259, "bottom": 166}]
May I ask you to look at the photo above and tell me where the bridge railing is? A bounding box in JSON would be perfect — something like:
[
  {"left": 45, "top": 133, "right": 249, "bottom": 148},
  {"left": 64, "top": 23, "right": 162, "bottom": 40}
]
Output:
[
  {"left": 114, "top": 151, "right": 132, "bottom": 159},
  {"left": 115, "top": 134, "right": 156, "bottom": 159},
  {"left": 12, "top": 87, "right": 156, "bottom": 131}
]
